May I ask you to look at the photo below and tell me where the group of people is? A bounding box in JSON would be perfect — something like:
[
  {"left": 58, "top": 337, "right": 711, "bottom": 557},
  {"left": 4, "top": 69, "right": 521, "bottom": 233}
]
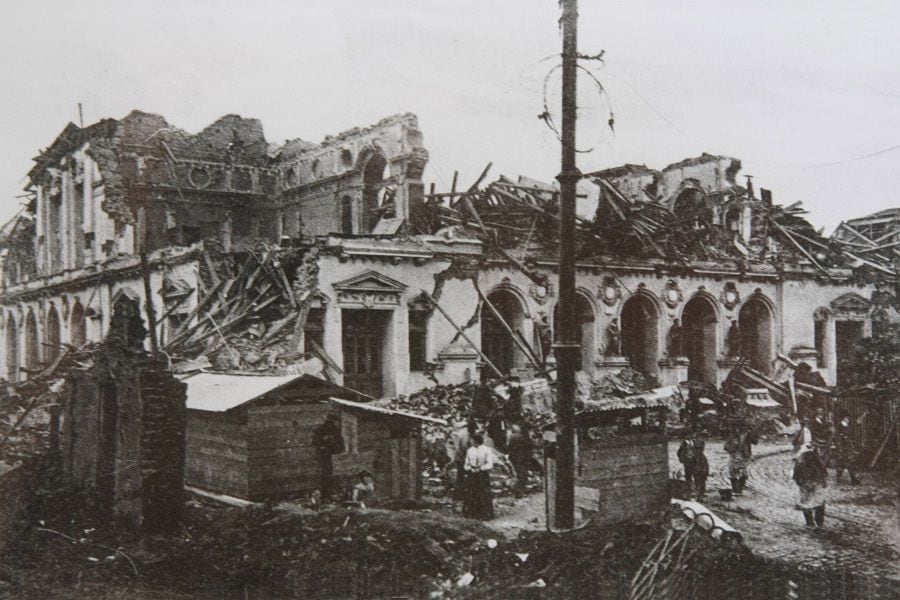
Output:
[
  {"left": 678, "top": 425, "right": 758, "bottom": 500},
  {"left": 678, "top": 405, "right": 862, "bottom": 531},
  {"left": 446, "top": 383, "right": 542, "bottom": 521}
]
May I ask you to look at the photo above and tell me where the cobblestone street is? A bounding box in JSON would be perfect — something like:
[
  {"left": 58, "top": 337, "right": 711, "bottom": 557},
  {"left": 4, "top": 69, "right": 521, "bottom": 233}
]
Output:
[{"left": 670, "top": 439, "right": 900, "bottom": 582}]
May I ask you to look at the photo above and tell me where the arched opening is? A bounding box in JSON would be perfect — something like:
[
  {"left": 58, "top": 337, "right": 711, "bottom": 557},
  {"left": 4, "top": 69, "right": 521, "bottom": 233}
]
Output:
[
  {"left": 682, "top": 295, "right": 718, "bottom": 385},
  {"left": 70, "top": 302, "right": 86, "bottom": 347},
  {"left": 481, "top": 289, "right": 526, "bottom": 377},
  {"left": 621, "top": 294, "right": 659, "bottom": 377},
  {"left": 24, "top": 310, "right": 39, "bottom": 374},
  {"left": 361, "top": 153, "right": 389, "bottom": 233},
  {"left": 110, "top": 295, "right": 146, "bottom": 351},
  {"left": 45, "top": 305, "right": 61, "bottom": 363},
  {"left": 739, "top": 296, "right": 773, "bottom": 373},
  {"left": 5, "top": 318, "right": 18, "bottom": 382},
  {"left": 553, "top": 293, "right": 595, "bottom": 371},
  {"left": 724, "top": 205, "right": 741, "bottom": 233}
]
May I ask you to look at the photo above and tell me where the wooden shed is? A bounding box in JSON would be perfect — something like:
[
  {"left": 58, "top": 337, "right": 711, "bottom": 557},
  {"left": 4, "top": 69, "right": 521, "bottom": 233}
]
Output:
[
  {"left": 184, "top": 373, "right": 441, "bottom": 502},
  {"left": 545, "top": 386, "right": 675, "bottom": 526}
]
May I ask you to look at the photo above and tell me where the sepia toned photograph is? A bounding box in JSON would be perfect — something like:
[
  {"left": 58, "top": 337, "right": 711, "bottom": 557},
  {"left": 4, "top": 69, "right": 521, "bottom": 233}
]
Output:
[{"left": 0, "top": 1, "right": 897, "bottom": 598}]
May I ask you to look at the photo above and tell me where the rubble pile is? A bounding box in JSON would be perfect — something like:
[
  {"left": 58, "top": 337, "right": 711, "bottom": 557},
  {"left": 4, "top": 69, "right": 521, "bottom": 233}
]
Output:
[
  {"left": 0, "top": 344, "right": 94, "bottom": 467},
  {"left": 4, "top": 495, "right": 496, "bottom": 600},
  {"left": 166, "top": 242, "right": 324, "bottom": 375},
  {"left": 439, "top": 521, "right": 666, "bottom": 598},
  {"left": 589, "top": 367, "right": 659, "bottom": 399}
]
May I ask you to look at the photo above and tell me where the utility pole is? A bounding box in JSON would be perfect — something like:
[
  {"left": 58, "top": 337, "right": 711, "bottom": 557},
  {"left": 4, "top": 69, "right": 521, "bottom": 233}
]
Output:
[{"left": 554, "top": 0, "right": 579, "bottom": 530}]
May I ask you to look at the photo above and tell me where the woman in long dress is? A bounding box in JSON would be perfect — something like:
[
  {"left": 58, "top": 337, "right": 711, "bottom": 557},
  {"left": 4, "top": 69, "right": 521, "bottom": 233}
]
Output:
[{"left": 463, "top": 432, "right": 495, "bottom": 520}]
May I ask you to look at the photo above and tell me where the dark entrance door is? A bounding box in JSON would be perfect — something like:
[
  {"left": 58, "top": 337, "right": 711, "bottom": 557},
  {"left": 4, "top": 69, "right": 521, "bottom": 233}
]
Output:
[
  {"left": 682, "top": 296, "right": 718, "bottom": 385},
  {"left": 342, "top": 309, "right": 389, "bottom": 397},
  {"left": 835, "top": 320, "right": 863, "bottom": 386}
]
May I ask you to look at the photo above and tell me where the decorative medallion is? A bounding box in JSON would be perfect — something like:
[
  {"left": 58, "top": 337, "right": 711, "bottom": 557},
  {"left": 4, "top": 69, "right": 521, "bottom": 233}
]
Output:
[
  {"left": 188, "top": 167, "right": 211, "bottom": 189},
  {"left": 599, "top": 276, "right": 621, "bottom": 307},
  {"left": 529, "top": 281, "right": 554, "bottom": 305},
  {"left": 663, "top": 279, "right": 683, "bottom": 309},
  {"left": 721, "top": 282, "right": 741, "bottom": 311}
]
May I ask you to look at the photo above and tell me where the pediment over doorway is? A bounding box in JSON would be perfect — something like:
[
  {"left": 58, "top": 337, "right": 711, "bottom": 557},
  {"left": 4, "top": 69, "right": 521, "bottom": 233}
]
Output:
[
  {"left": 830, "top": 292, "right": 870, "bottom": 312},
  {"left": 332, "top": 270, "right": 407, "bottom": 307}
]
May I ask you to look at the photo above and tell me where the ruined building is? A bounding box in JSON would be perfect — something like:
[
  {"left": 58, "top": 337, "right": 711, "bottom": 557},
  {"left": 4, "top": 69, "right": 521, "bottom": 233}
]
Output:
[{"left": 0, "top": 112, "right": 893, "bottom": 402}]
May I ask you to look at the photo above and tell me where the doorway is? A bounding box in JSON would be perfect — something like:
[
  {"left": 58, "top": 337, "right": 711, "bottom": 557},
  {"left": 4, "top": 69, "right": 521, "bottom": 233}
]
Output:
[
  {"left": 682, "top": 296, "right": 718, "bottom": 385},
  {"left": 835, "top": 320, "right": 864, "bottom": 386},
  {"left": 342, "top": 309, "right": 390, "bottom": 398}
]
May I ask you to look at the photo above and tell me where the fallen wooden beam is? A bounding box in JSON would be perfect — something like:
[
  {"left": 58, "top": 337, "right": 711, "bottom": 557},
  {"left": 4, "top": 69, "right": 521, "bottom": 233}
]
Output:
[
  {"left": 475, "top": 286, "right": 543, "bottom": 370},
  {"left": 419, "top": 289, "right": 504, "bottom": 379}
]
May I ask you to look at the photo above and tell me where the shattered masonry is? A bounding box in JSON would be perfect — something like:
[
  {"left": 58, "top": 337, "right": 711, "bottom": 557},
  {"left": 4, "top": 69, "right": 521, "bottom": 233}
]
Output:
[{"left": 0, "top": 111, "right": 896, "bottom": 405}]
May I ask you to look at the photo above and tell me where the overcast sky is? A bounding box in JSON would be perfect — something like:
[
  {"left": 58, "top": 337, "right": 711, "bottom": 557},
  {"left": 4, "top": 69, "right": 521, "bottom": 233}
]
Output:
[{"left": 1, "top": 0, "right": 899, "bottom": 232}]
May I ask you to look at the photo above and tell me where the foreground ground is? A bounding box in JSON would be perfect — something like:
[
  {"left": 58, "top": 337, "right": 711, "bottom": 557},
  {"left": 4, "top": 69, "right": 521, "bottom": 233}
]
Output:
[
  {"left": 668, "top": 439, "right": 900, "bottom": 582},
  {"left": 1, "top": 436, "right": 897, "bottom": 599}
]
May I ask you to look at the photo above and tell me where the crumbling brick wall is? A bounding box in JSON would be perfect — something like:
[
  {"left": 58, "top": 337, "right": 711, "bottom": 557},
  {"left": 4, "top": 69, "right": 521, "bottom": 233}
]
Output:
[{"left": 60, "top": 356, "right": 186, "bottom": 534}]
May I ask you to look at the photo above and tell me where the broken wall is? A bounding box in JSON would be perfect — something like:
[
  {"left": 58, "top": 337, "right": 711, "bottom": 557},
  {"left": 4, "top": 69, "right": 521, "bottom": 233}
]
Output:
[{"left": 59, "top": 325, "right": 187, "bottom": 533}]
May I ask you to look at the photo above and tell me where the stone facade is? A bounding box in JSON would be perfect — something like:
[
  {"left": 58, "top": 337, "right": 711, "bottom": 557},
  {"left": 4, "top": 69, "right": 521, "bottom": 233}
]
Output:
[{"left": 0, "top": 111, "right": 889, "bottom": 398}]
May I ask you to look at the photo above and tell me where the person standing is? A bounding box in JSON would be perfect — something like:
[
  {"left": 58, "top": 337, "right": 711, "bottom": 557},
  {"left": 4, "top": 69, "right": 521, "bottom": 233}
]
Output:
[
  {"left": 833, "top": 413, "right": 860, "bottom": 485},
  {"left": 507, "top": 422, "right": 534, "bottom": 498},
  {"left": 312, "top": 412, "right": 345, "bottom": 501},
  {"left": 693, "top": 439, "right": 710, "bottom": 499},
  {"left": 810, "top": 407, "right": 833, "bottom": 463},
  {"left": 724, "top": 427, "right": 756, "bottom": 495},
  {"left": 447, "top": 420, "right": 476, "bottom": 503},
  {"left": 463, "top": 432, "right": 495, "bottom": 520},
  {"left": 794, "top": 443, "right": 828, "bottom": 528},
  {"left": 677, "top": 434, "right": 698, "bottom": 498}
]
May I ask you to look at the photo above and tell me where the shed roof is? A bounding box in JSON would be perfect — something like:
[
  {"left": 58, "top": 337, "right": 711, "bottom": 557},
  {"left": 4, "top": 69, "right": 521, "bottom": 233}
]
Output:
[
  {"left": 185, "top": 373, "right": 301, "bottom": 412},
  {"left": 580, "top": 385, "right": 681, "bottom": 415},
  {"left": 184, "top": 373, "right": 370, "bottom": 413},
  {"left": 330, "top": 397, "right": 448, "bottom": 425}
]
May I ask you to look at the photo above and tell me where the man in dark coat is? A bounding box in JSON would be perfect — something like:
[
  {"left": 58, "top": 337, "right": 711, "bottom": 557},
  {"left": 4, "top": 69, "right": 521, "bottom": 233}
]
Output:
[
  {"left": 507, "top": 422, "right": 534, "bottom": 498},
  {"left": 693, "top": 439, "right": 710, "bottom": 499},
  {"left": 313, "top": 412, "right": 345, "bottom": 501},
  {"left": 677, "top": 435, "right": 698, "bottom": 498}
]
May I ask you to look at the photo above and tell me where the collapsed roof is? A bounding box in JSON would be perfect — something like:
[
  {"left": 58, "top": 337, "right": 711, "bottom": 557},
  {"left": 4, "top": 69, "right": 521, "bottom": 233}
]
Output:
[{"left": 417, "top": 154, "right": 897, "bottom": 283}]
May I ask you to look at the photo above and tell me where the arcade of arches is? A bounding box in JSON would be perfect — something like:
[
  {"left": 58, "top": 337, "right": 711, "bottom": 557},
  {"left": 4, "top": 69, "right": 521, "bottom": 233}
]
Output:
[{"left": 479, "top": 285, "right": 783, "bottom": 386}]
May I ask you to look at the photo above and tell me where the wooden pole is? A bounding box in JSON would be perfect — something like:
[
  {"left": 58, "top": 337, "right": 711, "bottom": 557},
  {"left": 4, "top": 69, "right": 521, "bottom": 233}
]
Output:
[{"left": 554, "top": 0, "right": 579, "bottom": 530}]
